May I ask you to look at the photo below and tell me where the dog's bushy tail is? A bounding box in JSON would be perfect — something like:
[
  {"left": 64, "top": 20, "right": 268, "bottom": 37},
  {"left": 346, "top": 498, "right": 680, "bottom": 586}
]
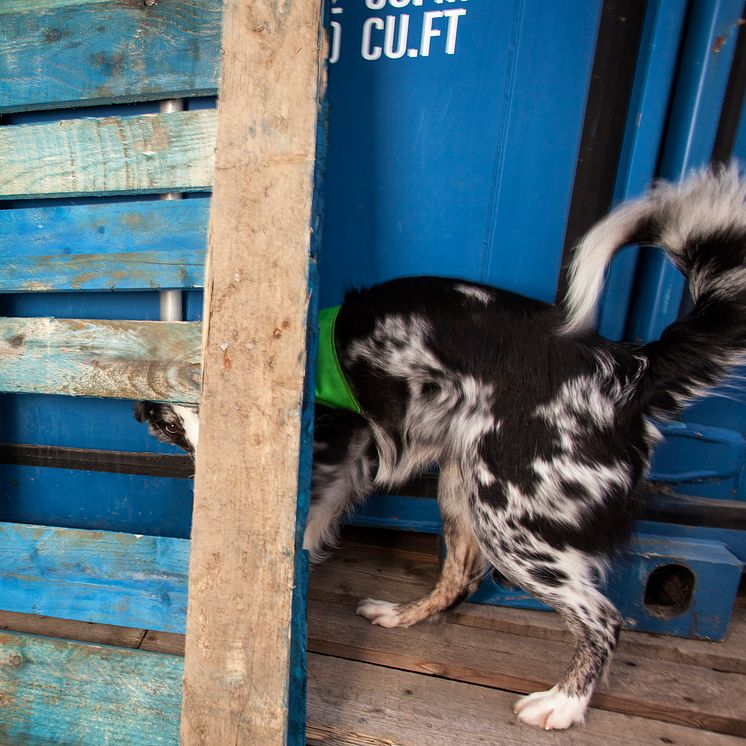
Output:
[{"left": 563, "top": 165, "right": 746, "bottom": 417}]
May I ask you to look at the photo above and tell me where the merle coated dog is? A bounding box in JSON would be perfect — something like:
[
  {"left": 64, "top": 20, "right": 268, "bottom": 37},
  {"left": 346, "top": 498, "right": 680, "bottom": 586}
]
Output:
[{"left": 135, "top": 167, "right": 746, "bottom": 729}]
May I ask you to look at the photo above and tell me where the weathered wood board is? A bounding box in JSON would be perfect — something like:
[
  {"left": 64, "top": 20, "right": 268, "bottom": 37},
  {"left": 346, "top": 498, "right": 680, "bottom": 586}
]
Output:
[
  {"left": 0, "top": 521, "right": 188, "bottom": 632},
  {"left": 0, "top": 110, "right": 216, "bottom": 198},
  {"left": 0, "top": 0, "right": 221, "bottom": 113},
  {"left": 308, "top": 545, "right": 746, "bottom": 738},
  {"left": 0, "top": 630, "right": 182, "bottom": 745},
  {"left": 306, "top": 654, "right": 744, "bottom": 746},
  {"left": 0, "top": 199, "right": 209, "bottom": 292},
  {"left": 180, "top": 0, "right": 326, "bottom": 744},
  {"left": 0, "top": 317, "right": 201, "bottom": 402}
]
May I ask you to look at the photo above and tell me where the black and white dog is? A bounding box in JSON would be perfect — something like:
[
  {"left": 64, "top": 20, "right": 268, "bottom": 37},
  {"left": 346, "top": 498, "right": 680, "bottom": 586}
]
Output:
[{"left": 136, "top": 167, "right": 746, "bottom": 729}]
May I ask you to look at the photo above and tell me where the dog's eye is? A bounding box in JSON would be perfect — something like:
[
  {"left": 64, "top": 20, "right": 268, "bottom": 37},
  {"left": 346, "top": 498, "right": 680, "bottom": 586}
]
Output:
[{"left": 164, "top": 423, "right": 179, "bottom": 434}]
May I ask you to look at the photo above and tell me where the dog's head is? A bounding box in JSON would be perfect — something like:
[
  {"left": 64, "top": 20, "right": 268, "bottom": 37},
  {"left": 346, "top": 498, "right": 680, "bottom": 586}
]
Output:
[{"left": 134, "top": 402, "right": 200, "bottom": 457}]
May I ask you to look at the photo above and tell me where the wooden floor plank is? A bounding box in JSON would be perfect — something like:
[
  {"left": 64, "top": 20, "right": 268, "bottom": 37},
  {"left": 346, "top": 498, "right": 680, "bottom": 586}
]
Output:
[
  {"left": 311, "top": 542, "right": 746, "bottom": 674},
  {"left": 307, "top": 653, "right": 744, "bottom": 746},
  {"left": 309, "top": 550, "right": 746, "bottom": 737}
]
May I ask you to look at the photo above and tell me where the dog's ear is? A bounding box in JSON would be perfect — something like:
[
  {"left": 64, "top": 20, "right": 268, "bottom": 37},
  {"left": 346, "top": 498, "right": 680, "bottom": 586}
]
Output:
[{"left": 133, "top": 401, "right": 149, "bottom": 423}]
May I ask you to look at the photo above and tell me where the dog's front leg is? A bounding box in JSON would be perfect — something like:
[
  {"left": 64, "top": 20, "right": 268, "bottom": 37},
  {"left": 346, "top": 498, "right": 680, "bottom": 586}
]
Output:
[{"left": 356, "top": 461, "right": 483, "bottom": 627}]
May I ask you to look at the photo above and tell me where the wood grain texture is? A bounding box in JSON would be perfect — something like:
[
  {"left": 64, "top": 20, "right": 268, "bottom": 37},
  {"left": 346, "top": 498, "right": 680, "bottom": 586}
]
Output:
[
  {"left": 0, "top": 199, "right": 208, "bottom": 292},
  {"left": 1, "top": 1, "right": 110, "bottom": 15},
  {"left": 180, "top": 1, "right": 325, "bottom": 743},
  {"left": 0, "top": 630, "right": 182, "bottom": 745},
  {"left": 0, "top": 610, "right": 145, "bottom": 649},
  {"left": 0, "top": 317, "right": 201, "bottom": 403},
  {"left": 306, "top": 654, "right": 745, "bottom": 746},
  {"left": 0, "top": 110, "right": 216, "bottom": 198},
  {"left": 0, "top": 0, "right": 221, "bottom": 113},
  {"left": 308, "top": 592, "right": 746, "bottom": 737},
  {"left": 311, "top": 541, "right": 746, "bottom": 674},
  {"left": 0, "top": 521, "right": 188, "bottom": 632}
]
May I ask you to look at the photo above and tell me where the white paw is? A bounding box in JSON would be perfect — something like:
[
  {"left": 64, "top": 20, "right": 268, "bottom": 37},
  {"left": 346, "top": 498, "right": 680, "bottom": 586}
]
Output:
[
  {"left": 355, "top": 598, "right": 403, "bottom": 628},
  {"left": 513, "top": 686, "right": 589, "bottom": 730}
]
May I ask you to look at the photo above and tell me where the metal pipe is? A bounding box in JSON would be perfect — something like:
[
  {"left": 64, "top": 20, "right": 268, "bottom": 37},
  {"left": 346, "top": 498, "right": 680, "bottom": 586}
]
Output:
[{"left": 159, "top": 99, "right": 185, "bottom": 322}]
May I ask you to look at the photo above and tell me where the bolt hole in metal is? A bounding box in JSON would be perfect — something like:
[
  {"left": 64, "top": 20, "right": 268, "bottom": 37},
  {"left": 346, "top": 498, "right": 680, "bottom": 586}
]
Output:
[{"left": 643, "top": 564, "right": 696, "bottom": 619}]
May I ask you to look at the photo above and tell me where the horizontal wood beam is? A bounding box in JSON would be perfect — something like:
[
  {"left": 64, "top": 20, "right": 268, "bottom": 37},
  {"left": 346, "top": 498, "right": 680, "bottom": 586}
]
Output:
[
  {"left": 0, "top": 0, "right": 221, "bottom": 113},
  {"left": 0, "top": 630, "right": 182, "bottom": 744},
  {"left": 0, "top": 443, "right": 193, "bottom": 478},
  {"left": 0, "top": 199, "right": 209, "bottom": 292},
  {"left": 0, "top": 110, "right": 216, "bottom": 199},
  {"left": 0, "top": 521, "right": 188, "bottom": 632},
  {"left": 0, "top": 317, "right": 201, "bottom": 403}
]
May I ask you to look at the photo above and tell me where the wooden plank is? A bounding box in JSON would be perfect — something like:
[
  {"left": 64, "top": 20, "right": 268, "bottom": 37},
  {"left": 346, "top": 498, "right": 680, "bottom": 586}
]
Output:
[
  {"left": 0, "top": 630, "right": 182, "bottom": 745},
  {"left": 308, "top": 595, "right": 746, "bottom": 737},
  {"left": 0, "top": 443, "right": 193, "bottom": 478},
  {"left": 0, "top": 109, "right": 215, "bottom": 198},
  {"left": 0, "top": 521, "right": 188, "bottom": 632},
  {"left": 0, "top": 0, "right": 221, "bottom": 113},
  {"left": 306, "top": 654, "right": 744, "bottom": 746},
  {"left": 1, "top": 1, "right": 110, "bottom": 14},
  {"left": 0, "top": 317, "right": 201, "bottom": 403},
  {"left": 312, "top": 541, "right": 746, "bottom": 674},
  {"left": 0, "top": 610, "right": 145, "bottom": 649},
  {"left": 454, "top": 602, "right": 746, "bottom": 676},
  {"left": 0, "top": 199, "right": 208, "bottom": 292},
  {"left": 180, "top": 0, "right": 325, "bottom": 743}
]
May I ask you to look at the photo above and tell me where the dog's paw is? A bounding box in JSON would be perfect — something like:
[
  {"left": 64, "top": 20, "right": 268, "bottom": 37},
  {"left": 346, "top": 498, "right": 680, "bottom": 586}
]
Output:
[
  {"left": 513, "top": 686, "right": 588, "bottom": 730},
  {"left": 355, "top": 598, "right": 404, "bottom": 628}
]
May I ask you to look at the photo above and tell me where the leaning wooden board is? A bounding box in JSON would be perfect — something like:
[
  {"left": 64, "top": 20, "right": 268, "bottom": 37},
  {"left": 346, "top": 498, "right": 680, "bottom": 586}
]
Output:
[{"left": 0, "top": 0, "right": 326, "bottom": 743}]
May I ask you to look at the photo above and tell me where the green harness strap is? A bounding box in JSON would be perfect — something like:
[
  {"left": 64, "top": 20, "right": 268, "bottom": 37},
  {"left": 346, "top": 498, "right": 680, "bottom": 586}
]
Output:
[{"left": 315, "top": 305, "right": 362, "bottom": 413}]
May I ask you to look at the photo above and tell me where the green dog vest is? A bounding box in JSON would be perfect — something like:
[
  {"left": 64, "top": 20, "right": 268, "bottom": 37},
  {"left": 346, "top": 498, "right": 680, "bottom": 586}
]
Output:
[{"left": 315, "top": 306, "right": 361, "bottom": 413}]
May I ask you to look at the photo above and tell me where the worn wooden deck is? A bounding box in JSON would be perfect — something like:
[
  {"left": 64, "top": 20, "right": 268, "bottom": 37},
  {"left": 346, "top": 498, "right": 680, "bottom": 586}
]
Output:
[{"left": 1, "top": 527, "right": 744, "bottom": 745}]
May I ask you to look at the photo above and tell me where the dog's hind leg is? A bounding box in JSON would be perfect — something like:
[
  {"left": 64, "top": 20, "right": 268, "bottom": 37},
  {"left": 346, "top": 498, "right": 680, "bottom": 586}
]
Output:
[
  {"left": 304, "top": 410, "right": 375, "bottom": 562},
  {"left": 356, "top": 460, "right": 484, "bottom": 627},
  {"left": 472, "top": 506, "right": 621, "bottom": 729}
]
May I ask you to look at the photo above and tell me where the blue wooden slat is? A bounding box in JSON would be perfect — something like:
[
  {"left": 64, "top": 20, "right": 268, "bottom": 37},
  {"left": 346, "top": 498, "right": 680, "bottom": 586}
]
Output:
[
  {"left": 626, "top": 0, "right": 744, "bottom": 344},
  {"left": 0, "top": 199, "right": 209, "bottom": 292},
  {"left": 0, "top": 317, "right": 201, "bottom": 402},
  {"left": 0, "top": 630, "right": 182, "bottom": 745},
  {"left": 0, "top": 110, "right": 216, "bottom": 199},
  {"left": 0, "top": 521, "right": 188, "bottom": 632},
  {"left": 0, "top": 0, "right": 221, "bottom": 113},
  {"left": 0, "top": 465, "right": 193, "bottom": 539}
]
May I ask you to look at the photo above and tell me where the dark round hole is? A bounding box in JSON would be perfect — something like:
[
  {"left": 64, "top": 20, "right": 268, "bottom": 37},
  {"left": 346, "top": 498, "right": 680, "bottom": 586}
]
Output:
[{"left": 643, "top": 564, "right": 695, "bottom": 619}]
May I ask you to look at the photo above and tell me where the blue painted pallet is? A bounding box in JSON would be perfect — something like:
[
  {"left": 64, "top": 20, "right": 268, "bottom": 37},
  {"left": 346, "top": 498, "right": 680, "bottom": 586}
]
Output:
[
  {"left": 0, "top": 630, "right": 182, "bottom": 745},
  {"left": 0, "top": 317, "right": 201, "bottom": 402},
  {"left": 0, "top": 521, "right": 188, "bottom": 633},
  {"left": 0, "top": 464, "right": 193, "bottom": 538},
  {"left": 0, "top": 199, "right": 209, "bottom": 292},
  {"left": 0, "top": 0, "right": 222, "bottom": 113},
  {"left": 0, "top": 110, "right": 216, "bottom": 198}
]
